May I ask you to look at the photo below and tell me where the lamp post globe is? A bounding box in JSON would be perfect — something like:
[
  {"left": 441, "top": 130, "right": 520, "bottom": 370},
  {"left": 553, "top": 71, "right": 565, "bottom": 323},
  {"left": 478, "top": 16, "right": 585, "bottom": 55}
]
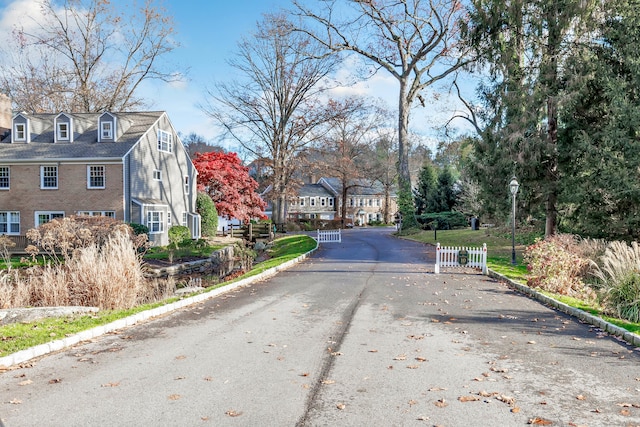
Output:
[{"left": 509, "top": 177, "right": 519, "bottom": 265}]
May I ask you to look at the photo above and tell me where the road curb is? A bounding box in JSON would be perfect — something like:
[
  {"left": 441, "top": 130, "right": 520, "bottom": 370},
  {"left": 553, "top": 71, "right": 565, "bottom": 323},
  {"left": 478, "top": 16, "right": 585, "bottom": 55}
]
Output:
[
  {"left": 0, "top": 240, "right": 320, "bottom": 369},
  {"left": 488, "top": 269, "right": 640, "bottom": 347}
]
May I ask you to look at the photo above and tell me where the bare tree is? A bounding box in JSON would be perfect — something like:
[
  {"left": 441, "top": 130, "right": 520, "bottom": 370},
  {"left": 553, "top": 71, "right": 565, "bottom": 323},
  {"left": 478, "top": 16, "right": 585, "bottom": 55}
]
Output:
[
  {"left": 311, "top": 97, "right": 383, "bottom": 226},
  {"left": 293, "top": 0, "right": 471, "bottom": 192},
  {"left": 1, "top": 0, "right": 178, "bottom": 113},
  {"left": 202, "top": 14, "right": 339, "bottom": 225},
  {"left": 370, "top": 130, "right": 400, "bottom": 223}
]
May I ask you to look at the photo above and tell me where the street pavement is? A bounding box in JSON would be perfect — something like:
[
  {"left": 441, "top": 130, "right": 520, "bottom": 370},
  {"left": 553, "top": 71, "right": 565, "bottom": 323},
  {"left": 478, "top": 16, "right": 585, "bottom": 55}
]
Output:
[{"left": 0, "top": 227, "right": 638, "bottom": 426}]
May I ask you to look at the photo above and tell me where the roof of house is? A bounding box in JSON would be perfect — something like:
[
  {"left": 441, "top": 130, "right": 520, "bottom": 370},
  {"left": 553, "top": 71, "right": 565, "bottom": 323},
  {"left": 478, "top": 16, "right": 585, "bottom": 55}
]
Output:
[
  {"left": 298, "top": 183, "right": 337, "bottom": 197},
  {"left": 0, "top": 111, "right": 165, "bottom": 161},
  {"left": 320, "top": 177, "right": 393, "bottom": 196}
]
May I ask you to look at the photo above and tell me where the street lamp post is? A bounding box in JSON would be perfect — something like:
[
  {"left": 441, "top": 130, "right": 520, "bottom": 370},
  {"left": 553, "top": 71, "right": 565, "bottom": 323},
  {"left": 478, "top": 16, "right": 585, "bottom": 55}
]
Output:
[{"left": 509, "top": 176, "right": 519, "bottom": 265}]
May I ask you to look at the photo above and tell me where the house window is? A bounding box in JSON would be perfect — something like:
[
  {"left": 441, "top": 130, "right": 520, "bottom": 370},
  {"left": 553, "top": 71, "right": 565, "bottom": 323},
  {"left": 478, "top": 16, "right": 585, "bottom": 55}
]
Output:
[
  {"left": 35, "top": 211, "right": 64, "bottom": 227},
  {"left": 0, "top": 166, "right": 9, "bottom": 189},
  {"left": 87, "top": 165, "right": 105, "bottom": 189},
  {"left": 157, "top": 130, "right": 173, "bottom": 153},
  {"left": 147, "top": 211, "right": 164, "bottom": 233},
  {"left": 368, "top": 199, "right": 372, "bottom": 207},
  {"left": 153, "top": 169, "right": 162, "bottom": 181},
  {"left": 310, "top": 197, "right": 316, "bottom": 207},
  {"left": 57, "top": 122, "right": 69, "bottom": 140},
  {"left": 101, "top": 121, "right": 113, "bottom": 139},
  {"left": 375, "top": 199, "right": 380, "bottom": 207},
  {"left": 320, "top": 197, "right": 326, "bottom": 207},
  {"left": 182, "top": 212, "right": 188, "bottom": 226},
  {"left": 167, "top": 212, "right": 172, "bottom": 227},
  {"left": 349, "top": 198, "right": 354, "bottom": 207},
  {"left": 0, "top": 211, "right": 20, "bottom": 235},
  {"left": 328, "top": 198, "right": 334, "bottom": 207},
  {"left": 14, "top": 123, "right": 26, "bottom": 141},
  {"left": 184, "top": 176, "right": 189, "bottom": 194},
  {"left": 41, "top": 165, "right": 58, "bottom": 189},
  {"left": 299, "top": 197, "right": 305, "bottom": 207},
  {"left": 77, "top": 211, "right": 115, "bottom": 218},
  {"left": 359, "top": 198, "right": 363, "bottom": 207}
]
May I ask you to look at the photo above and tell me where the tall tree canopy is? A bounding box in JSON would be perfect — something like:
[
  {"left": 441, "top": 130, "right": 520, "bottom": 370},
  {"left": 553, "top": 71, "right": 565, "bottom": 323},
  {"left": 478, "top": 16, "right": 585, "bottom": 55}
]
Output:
[
  {"left": 202, "top": 14, "right": 339, "bottom": 225},
  {"left": 293, "top": 0, "right": 470, "bottom": 222},
  {"left": 193, "top": 151, "right": 266, "bottom": 223},
  {"left": 0, "top": 0, "right": 178, "bottom": 113},
  {"left": 464, "top": 0, "right": 597, "bottom": 236}
]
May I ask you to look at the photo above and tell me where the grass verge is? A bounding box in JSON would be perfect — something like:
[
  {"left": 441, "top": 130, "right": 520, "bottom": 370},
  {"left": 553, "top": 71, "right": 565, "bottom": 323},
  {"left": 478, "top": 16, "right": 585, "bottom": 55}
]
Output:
[
  {"left": 0, "top": 235, "right": 316, "bottom": 358},
  {"left": 401, "top": 227, "right": 640, "bottom": 338}
]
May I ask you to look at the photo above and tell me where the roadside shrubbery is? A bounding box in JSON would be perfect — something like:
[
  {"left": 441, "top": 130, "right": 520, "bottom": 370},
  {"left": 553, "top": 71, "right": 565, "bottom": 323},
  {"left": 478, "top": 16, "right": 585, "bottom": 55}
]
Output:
[
  {"left": 525, "top": 234, "right": 640, "bottom": 323},
  {"left": 0, "top": 216, "right": 174, "bottom": 310}
]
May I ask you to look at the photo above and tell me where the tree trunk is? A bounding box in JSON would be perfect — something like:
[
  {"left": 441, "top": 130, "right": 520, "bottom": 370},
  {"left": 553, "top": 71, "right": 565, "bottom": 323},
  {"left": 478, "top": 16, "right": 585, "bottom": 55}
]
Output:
[{"left": 398, "top": 81, "right": 411, "bottom": 188}]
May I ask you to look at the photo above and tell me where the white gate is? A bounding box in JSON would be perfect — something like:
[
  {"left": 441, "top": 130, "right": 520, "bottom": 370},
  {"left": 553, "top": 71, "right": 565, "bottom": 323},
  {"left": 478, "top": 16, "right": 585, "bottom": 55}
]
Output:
[
  {"left": 435, "top": 243, "right": 487, "bottom": 274},
  {"left": 316, "top": 229, "right": 341, "bottom": 243}
]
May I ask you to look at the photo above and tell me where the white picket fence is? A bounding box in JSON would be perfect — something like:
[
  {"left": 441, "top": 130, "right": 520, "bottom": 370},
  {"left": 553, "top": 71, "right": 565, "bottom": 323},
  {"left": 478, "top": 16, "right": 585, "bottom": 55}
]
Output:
[
  {"left": 435, "top": 243, "right": 487, "bottom": 274},
  {"left": 316, "top": 229, "right": 342, "bottom": 243}
]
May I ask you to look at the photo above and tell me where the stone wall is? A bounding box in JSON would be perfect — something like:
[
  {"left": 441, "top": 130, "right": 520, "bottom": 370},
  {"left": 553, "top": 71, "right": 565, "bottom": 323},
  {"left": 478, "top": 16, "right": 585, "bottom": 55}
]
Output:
[{"left": 145, "top": 245, "right": 236, "bottom": 279}]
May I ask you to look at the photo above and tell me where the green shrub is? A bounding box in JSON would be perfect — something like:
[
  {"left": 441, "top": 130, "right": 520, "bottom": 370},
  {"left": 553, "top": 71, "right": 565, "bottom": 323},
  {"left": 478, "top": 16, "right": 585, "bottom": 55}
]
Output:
[
  {"left": 417, "top": 211, "right": 467, "bottom": 230},
  {"left": 197, "top": 192, "right": 218, "bottom": 237},
  {"left": 523, "top": 234, "right": 593, "bottom": 297},
  {"left": 129, "top": 223, "right": 149, "bottom": 236},
  {"left": 168, "top": 225, "right": 191, "bottom": 248}
]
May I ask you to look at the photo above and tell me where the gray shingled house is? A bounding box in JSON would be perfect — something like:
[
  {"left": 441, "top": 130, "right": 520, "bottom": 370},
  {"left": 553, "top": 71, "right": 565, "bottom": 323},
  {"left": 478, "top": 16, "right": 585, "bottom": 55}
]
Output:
[{"left": 0, "top": 105, "right": 200, "bottom": 247}]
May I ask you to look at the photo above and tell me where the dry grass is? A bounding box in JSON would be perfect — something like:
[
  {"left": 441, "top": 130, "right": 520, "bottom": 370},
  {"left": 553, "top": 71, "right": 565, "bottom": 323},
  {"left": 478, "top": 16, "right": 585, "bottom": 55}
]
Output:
[{"left": 1, "top": 231, "right": 174, "bottom": 310}]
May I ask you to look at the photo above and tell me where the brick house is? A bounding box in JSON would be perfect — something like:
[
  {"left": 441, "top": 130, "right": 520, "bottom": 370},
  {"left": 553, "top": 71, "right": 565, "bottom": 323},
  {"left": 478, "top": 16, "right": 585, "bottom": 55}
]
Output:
[{"left": 0, "top": 100, "right": 200, "bottom": 246}]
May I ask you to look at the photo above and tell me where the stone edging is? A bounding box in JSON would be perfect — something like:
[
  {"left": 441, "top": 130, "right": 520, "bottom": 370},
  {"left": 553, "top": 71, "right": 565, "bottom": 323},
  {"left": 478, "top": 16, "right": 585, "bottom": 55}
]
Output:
[
  {"left": 0, "top": 240, "right": 320, "bottom": 369},
  {"left": 488, "top": 269, "right": 640, "bottom": 347}
]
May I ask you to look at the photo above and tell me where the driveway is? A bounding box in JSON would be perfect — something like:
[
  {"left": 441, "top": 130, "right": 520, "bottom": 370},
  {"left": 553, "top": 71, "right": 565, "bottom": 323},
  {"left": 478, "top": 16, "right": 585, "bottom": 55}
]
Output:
[{"left": 0, "top": 227, "right": 638, "bottom": 426}]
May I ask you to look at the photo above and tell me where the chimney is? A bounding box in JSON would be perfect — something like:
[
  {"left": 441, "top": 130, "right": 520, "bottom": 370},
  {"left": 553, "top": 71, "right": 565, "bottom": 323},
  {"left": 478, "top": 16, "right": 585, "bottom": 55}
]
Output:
[{"left": 0, "top": 94, "right": 11, "bottom": 133}]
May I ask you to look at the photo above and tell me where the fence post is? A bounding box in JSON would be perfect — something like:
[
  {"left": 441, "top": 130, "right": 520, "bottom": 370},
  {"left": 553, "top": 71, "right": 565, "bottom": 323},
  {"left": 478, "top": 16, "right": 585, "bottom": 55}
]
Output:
[
  {"left": 435, "top": 243, "right": 441, "bottom": 274},
  {"left": 482, "top": 243, "right": 487, "bottom": 274}
]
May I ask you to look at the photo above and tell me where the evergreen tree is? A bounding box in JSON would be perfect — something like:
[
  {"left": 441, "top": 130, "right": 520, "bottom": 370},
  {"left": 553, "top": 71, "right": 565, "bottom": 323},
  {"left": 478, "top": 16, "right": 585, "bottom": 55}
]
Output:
[
  {"left": 196, "top": 192, "right": 218, "bottom": 237},
  {"left": 433, "top": 167, "right": 458, "bottom": 213},
  {"left": 413, "top": 163, "right": 437, "bottom": 216}
]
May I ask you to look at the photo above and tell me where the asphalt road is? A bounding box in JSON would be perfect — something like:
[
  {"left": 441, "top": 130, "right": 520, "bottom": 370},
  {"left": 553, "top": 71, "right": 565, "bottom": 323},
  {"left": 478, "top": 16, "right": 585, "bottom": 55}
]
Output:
[{"left": 0, "top": 227, "right": 639, "bottom": 426}]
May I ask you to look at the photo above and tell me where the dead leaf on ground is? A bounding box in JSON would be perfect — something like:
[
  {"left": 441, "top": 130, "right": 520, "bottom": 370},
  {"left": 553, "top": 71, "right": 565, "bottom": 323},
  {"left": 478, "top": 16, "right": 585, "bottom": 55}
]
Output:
[
  {"left": 415, "top": 357, "right": 427, "bottom": 362},
  {"left": 225, "top": 410, "right": 242, "bottom": 417},
  {"left": 406, "top": 365, "right": 419, "bottom": 369},
  {"left": 393, "top": 355, "right": 407, "bottom": 361},
  {"left": 458, "top": 395, "right": 480, "bottom": 402},
  {"left": 18, "top": 379, "right": 32, "bottom": 386},
  {"left": 9, "top": 398, "right": 22, "bottom": 404},
  {"left": 620, "top": 409, "right": 631, "bottom": 416},
  {"left": 576, "top": 395, "right": 586, "bottom": 400},
  {"left": 168, "top": 394, "right": 181, "bottom": 400},
  {"left": 368, "top": 349, "right": 378, "bottom": 353},
  {"left": 528, "top": 417, "right": 553, "bottom": 425},
  {"left": 429, "top": 387, "right": 446, "bottom": 391},
  {"left": 336, "top": 403, "right": 346, "bottom": 410},
  {"left": 101, "top": 382, "right": 120, "bottom": 387},
  {"left": 434, "top": 398, "right": 448, "bottom": 408},
  {"left": 497, "top": 395, "right": 516, "bottom": 406},
  {"left": 48, "top": 378, "right": 62, "bottom": 384},
  {"left": 408, "top": 399, "right": 418, "bottom": 406},
  {"left": 175, "top": 355, "right": 187, "bottom": 360},
  {"left": 511, "top": 407, "right": 521, "bottom": 413}
]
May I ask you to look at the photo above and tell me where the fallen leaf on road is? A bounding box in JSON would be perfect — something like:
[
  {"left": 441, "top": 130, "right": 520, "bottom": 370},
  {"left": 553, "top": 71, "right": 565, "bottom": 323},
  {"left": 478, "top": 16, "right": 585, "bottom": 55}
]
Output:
[
  {"left": 434, "top": 398, "right": 448, "bottom": 408},
  {"left": 48, "top": 378, "right": 62, "bottom": 384},
  {"left": 528, "top": 417, "right": 552, "bottom": 425},
  {"left": 511, "top": 407, "right": 520, "bottom": 413},
  {"left": 336, "top": 403, "right": 346, "bottom": 410},
  {"left": 620, "top": 409, "right": 631, "bottom": 416},
  {"left": 18, "top": 379, "right": 32, "bottom": 386},
  {"left": 576, "top": 395, "right": 586, "bottom": 400},
  {"left": 416, "top": 415, "right": 430, "bottom": 421},
  {"left": 407, "top": 365, "right": 419, "bottom": 369},
  {"left": 527, "top": 341, "right": 537, "bottom": 344},
  {"left": 168, "top": 394, "right": 181, "bottom": 400},
  {"left": 322, "top": 379, "right": 335, "bottom": 385},
  {"left": 415, "top": 357, "right": 427, "bottom": 362},
  {"left": 174, "top": 376, "right": 185, "bottom": 380},
  {"left": 497, "top": 395, "right": 516, "bottom": 406},
  {"left": 368, "top": 349, "right": 378, "bottom": 353},
  {"left": 225, "top": 410, "right": 242, "bottom": 417},
  {"left": 408, "top": 400, "right": 418, "bottom": 406},
  {"left": 101, "top": 382, "right": 120, "bottom": 387},
  {"left": 175, "top": 355, "right": 186, "bottom": 360},
  {"left": 458, "top": 395, "right": 480, "bottom": 402},
  {"left": 429, "top": 387, "right": 446, "bottom": 391},
  {"left": 394, "top": 355, "right": 407, "bottom": 361},
  {"left": 9, "top": 398, "right": 21, "bottom": 404}
]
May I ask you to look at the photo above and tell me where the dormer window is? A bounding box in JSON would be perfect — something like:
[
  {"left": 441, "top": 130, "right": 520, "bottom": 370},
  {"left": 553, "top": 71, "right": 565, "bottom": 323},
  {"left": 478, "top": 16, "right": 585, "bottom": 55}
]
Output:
[
  {"left": 14, "top": 123, "right": 26, "bottom": 141},
  {"left": 98, "top": 112, "right": 116, "bottom": 142},
  {"left": 57, "top": 122, "right": 69, "bottom": 140},
  {"left": 101, "top": 121, "right": 112, "bottom": 139},
  {"left": 157, "top": 129, "right": 173, "bottom": 153},
  {"left": 54, "top": 113, "right": 73, "bottom": 143}
]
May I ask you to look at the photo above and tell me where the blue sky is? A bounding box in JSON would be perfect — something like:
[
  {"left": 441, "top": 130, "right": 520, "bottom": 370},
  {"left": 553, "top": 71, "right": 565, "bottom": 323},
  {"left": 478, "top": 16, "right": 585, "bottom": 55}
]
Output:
[{"left": 0, "top": 0, "right": 470, "bottom": 151}]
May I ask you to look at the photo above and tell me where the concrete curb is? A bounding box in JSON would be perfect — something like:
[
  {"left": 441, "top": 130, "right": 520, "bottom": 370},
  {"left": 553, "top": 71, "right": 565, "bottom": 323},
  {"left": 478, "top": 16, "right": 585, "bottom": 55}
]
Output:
[
  {"left": 488, "top": 269, "right": 640, "bottom": 347},
  {"left": 0, "top": 240, "right": 320, "bottom": 369}
]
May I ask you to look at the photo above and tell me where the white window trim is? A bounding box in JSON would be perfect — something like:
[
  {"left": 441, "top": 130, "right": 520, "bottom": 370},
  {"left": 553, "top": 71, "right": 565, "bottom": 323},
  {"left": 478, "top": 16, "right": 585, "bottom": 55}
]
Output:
[
  {"left": 320, "top": 197, "right": 326, "bottom": 207},
  {"left": 157, "top": 129, "right": 173, "bottom": 153},
  {"left": 147, "top": 211, "right": 164, "bottom": 234},
  {"left": 87, "top": 165, "right": 106, "bottom": 189},
  {"left": 184, "top": 175, "right": 189, "bottom": 194},
  {"left": 299, "top": 197, "right": 305, "bottom": 207},
  {"left": 181, "top": 211, "right": 188, "bottom": 226},
  {"left": 40, "top": 165, "right": 58, "bottom": 189},
  {"left": 153, "top": 169, "right": 162, "bottom": 181},
  {"left": 14, "top": 123, "right": 26, "bottom": 142},
  {"left": 328, "top": 198, "right": 334, "bottom": 207},
  {"left": 0, "top": 166, "right": 9, "bottom": 190},
  {"left": 76, "top": 211, "right": 115, "bottom": 218},
  {"left": 35, "top": 211, "right": 64, "bottom": 227},
  {"left": 57, "top": 122, "right": 69, "bottom": 141},
  {"left": 101, "top": 121, "right": 113, "bottom": 140},
  {"left": 310, "top": 198, "right": 316, "bottom": 207},
  {"left": 0, "top": 211, "right": 20, "bottom": 235}
]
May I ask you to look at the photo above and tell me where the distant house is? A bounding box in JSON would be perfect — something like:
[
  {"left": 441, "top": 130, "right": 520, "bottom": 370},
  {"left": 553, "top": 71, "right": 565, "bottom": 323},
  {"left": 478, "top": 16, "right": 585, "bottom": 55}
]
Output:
[
  {"left": 285, "top": 177, "right": 397, "bottom": 226},
  {"left": 0, "top": 102, "right": 200, "bottom": 246}
]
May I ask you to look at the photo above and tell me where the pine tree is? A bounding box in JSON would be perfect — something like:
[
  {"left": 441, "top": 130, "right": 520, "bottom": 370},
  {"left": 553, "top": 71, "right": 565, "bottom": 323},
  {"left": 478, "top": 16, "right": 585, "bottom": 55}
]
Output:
[{"left": 413, "top": 164, "right": 437, "bottom": 216}]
